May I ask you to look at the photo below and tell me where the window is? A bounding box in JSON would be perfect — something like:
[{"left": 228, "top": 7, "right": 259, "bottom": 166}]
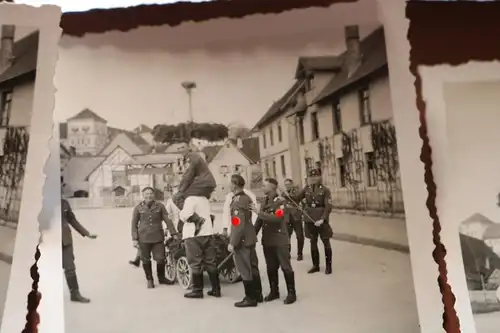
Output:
[
  {"left": 234, "top": 164, "right": 243, "bottom": 173},
  {"left": 0, "top": 90, "right": 13, "bottom": 126},
  {"left": 332, "top": 101, "right": 342, "bottom": 134},
  {"left": 305, "top": 75, "right": 315, "bottom": 91},
  {"left": 219, "top": 165, "right": 229, "bottom": 174},
  {"left": 365, "top": 152, "right": 377, "bottom": 187},
  {"left": 265, "top": 161, "right": 270, "bottom": 177},
  {"left": 298, "top": 117, "right": 305, "bottom": 145},
  {"left": 272, "top": 159, "right": 277, "bottom": 177},
  {"left": 358, "top": 85, "right": 372, "bottom": 125},
  {"left": 280, "top": 155, "right": 286, "bottom": 176},
  {"left": 262, "top": 132, "right": 267, "bottom": 149},
  {"left": 269, "top": 127, "right": 274, "bottom": 146},
  {"left": 277, "top": 122, "right": 283, "bottom": 142},
  {"left": 338, "top": 158, "right": 347, "bottom": 187},
  {"left": 311, "top": 112, "right": 319, "bottom": 140}
]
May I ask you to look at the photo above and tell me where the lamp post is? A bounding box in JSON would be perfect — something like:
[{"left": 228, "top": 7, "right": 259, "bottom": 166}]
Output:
[{"left": 181, "top": 81, "right": 197, "bottom": 163}]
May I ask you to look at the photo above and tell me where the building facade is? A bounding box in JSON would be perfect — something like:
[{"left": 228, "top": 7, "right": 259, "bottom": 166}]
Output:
[
  {"left": 254, "top": 25, "right": 403, "bottom": 215},
  {"left": 0, "top": 26, "right": 37, "bottom": 225},
  {"left": 204, "top": 137, "right": 261, "bottom": 200}
]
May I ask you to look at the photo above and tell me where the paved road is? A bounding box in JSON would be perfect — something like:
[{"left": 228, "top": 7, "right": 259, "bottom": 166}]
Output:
[
  {"left": 475, "top": 312, "right": 500, "bottom": 333},
  {"left": 0, "top": 261, "right": 11, "bottom": 327},
  {"left": 65, "top": 208, "right": 420, "bottom": 333}
]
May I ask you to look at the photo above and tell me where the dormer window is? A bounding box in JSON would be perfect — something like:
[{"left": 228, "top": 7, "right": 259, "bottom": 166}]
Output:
[{"left": 304, "top": 75, "right": 315, "bottom": 92}]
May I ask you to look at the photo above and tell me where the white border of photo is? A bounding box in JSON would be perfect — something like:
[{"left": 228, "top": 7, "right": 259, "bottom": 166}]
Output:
[
  {"left": 0, "top": 4, "right": 62, "bottom": 333},
  {"left": 378, "top": 0, "right": 445, "bottom": 332},
  {"left": 419, "top": 61, "right": 500, "bottom": 333}
]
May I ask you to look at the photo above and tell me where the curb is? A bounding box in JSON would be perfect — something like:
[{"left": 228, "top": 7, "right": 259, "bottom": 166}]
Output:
[
  {"left": 333, "top": 233, "right": 410, "bottom": 254},
  {"left": 0, "top": 252, "right": 12, "bottom": 264}
]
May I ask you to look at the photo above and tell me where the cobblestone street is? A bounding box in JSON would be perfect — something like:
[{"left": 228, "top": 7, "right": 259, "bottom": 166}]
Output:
[{"left": 64, "top": 207, "right": 420, "bottom": 333}]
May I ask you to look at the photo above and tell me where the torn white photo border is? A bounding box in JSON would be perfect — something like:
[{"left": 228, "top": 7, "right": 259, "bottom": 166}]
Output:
[
  {"left": 0, "top": 4, "right": 62, "bottom": 333},
  {"left": 420, "top": 61, "right": 500, "bottom": 333}
]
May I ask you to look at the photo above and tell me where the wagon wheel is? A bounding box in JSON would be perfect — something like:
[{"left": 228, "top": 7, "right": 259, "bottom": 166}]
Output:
[
  {"left": 164, "top": 251, "right": 176, "bottom": 283},
  {"left": 224, "top": 266, "right": 241, "bottom": 283},
  {"left": 176, "top": 256, "right": 192, "bottom": 290}
]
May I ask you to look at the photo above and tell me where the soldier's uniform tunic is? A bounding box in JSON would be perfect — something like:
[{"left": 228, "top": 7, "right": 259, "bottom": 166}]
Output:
[
  {"left": 255, "top": 193, "right": 296, "bottom": 303},
  {"left": 229, "top": 190, "right": 263, "bottom": 305},
  {"left": 292, "top": 169, "right": 333, "bottom": 273},
  {"left": 284, "top": 186, "right": 305, "bottom": 258},
  {"left": 61, "top": 199, "right": 91, "bottom": 301},
  {"left": 131, "top": 200, "right": 177, "bottom": 284}
]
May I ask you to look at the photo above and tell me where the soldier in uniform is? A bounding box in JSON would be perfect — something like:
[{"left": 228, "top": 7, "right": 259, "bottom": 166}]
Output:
[
  {"left": 290, "top": 168, "right": 333, "bottom": 275},
  {"left": 283, "top": 179, "right": 304, "bottom": 261},
  {"left": 61, "top": 179, "right": 97, "bottom": 303},
  {"left": 227, "top": 174, "right": 263, "bottom": 307},
  {"left": 131, "top": 187, "right": 180, "bottom": 288},
  {"left": 253, "top": 178, "right": 297, "bottom": 305}
]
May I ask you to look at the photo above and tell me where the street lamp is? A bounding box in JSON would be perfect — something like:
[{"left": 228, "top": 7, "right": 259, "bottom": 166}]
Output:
[
  {"left": 181, "top": 81, "right": 196, "bottom": 153},
  {"left": 181, "top": 81, "right": 196, "bottom": 123}
]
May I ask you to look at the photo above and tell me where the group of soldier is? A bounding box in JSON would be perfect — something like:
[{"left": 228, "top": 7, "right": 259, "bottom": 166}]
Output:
[{"left": 60, "top": 150, "right": 334, "bottom": 310}]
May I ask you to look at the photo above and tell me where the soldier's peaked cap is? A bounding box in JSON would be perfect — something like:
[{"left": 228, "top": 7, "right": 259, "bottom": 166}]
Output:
[{"left": 308, "top": 168, "right": 321, "bottom": 177}]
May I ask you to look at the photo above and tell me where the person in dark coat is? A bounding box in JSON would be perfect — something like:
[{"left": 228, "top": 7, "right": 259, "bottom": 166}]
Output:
[
  {"left": 289, "top": 168, "right": 333, "bottom": 274},
  {"left": 61, "top": 182, "right": 97, "bottom": 303},
  {"left": 227, "top": 174, "right": 263, "bottom": 307},
  {"left": 253, "top": 178, "right": 297, "bottom": 305},
  {"left": 131, "top": 187, "right": 180, "bottom": 288},
  {"left": 283, "top": 179, "right": 304, "bottom": 261},
  {"left": 172, "top": 151, "right": 216, "bottom": 236}
]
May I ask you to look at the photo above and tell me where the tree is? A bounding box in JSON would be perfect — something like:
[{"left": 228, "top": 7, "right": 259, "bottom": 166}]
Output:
[{"left": 152, "top": 122, "right": 229, "bottom": 144}]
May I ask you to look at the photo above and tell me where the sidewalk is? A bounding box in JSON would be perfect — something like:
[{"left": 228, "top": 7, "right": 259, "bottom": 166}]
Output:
[
  {"left": 329, "top": 211, "right": 409, "bottom": 253},
  {"left": 0, "top": 224, "right": 16, "bottom": 264}
]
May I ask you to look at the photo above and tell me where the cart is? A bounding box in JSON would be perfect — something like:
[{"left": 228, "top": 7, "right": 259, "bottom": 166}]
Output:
[{"left": 164, "top": 233, "right": 241, "bottom": 289}]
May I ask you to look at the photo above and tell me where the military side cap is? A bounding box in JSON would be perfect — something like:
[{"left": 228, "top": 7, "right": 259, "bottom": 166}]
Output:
[{"left": 308, "top": 168, "right": 321, "bottom": 177}]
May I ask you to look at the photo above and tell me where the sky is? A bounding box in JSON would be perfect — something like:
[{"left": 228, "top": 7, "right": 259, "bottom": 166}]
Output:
[
  {"left": 50, "top": 2, "right": 370, "bottom": 131},
  {"left": 15, "top": 0, "right": 207, "bottom": 12}
]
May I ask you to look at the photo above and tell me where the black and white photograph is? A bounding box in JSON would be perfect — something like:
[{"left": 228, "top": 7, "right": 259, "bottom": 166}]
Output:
[
  {"left": 54, "top": 2, "right": 424, "bottom": 333},
  {"left": 0, "top": 24, "right": 40, "bottom": 327},
  {"left": 442, "top": 78, "right": 500, "bottom": 333}
]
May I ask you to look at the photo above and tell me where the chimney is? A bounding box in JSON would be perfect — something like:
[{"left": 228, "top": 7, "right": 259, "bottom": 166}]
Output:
[
  {"left": 236, "top": 137, "right": 243, "bottom": 149},
  {"left": 0, "top": 25, "right": 15, "bottom": 72},
  {"left": 344, "top": 25, "right": 361, "bottom": 76}
]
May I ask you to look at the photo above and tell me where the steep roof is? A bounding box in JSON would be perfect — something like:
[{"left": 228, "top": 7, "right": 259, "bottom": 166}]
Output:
[
  {"left": 202, "top": 145, "right": 223, "bottom": 163},
  {"left": 461, "top": 213, "right": 495, "bottom": 225},
  {"left": 85, "top": 145, "right": 133, "bottom": 180},
  {"left": 294, "top": 55, "right": 342, "bottom": 78},
  {"left": 229, "top": 137, "right": 260, "bottom": 164},
  {"left": 0, "top": 30, "right": 39, "bottom": 87},
  {"left": 253, "top": 79, "right": 303, "bottom": 130},
  {"left": 312, "top": 27, "right": 388, "bottom": 104},
  {"left": 460, "top": 233, "right": 500, "bottom": 277},
  {"left": 133, "top": 124, "right": 153, "bottom": 133},
  {"left": 67, "top": 108, "right": 107, "bottom": 123},
  {"left": 63, "top": 156, "right": 105, "bottom": 183},
  {"left": 98, "top": 130, "right": 152, "bottom": 156},
  {"left": 484, "top": 223, "right": 500, "bottom": 240}
]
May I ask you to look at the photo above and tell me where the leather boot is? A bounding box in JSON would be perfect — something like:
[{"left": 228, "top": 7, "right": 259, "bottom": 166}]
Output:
[
  {"left": 283, "top": 271, "right": 297, "bottom": 305},
  {"left": 252, "top": 274, "right": 263, "bottom": 303},
  {"left": 234, "top": 281, "right": 258, "bottom": 308},
  {"left": 325, "top": 246, "right": 332, "bottom": 275},
  {"left": 206, "top": 270, "right": 221, "bottom": 297},
  {"left": 129, "top": 256, "right": 140, "bottom": 267},
  {"left": 157, "top": 263, "right": 174, "bottom": 284},
  {"left": 66, "top": 274, "right": 90, "bottom": 303},
  {"left": 187, "top": 213, "right": 206, "bottom": 237},
  {"left": 264, "top": 270, "right": 280, "bottom": 302},
  {"left": 184, "top": 273, "right": 204, "bottom": 298},
  {"left": 297, "top": 237, "right": 304, "bottom": 261},
  {"left": 142, "top": 262, "right": 155, "bottom": 288},
  {"left": 307, "top": 250, "right": 320, "bottom": 274}
]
